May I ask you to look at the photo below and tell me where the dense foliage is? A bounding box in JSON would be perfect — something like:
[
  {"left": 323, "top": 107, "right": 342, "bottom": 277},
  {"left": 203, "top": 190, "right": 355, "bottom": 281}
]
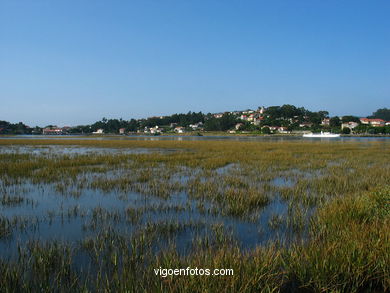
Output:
[
  {"left": 0, "top": 121, "right": 32, "bottom": 134},
  {"left": 369, "top": 108, "right": 390, "bottom": 121},
  {"left": 1, "top": 106, "right": 389, "bottom": 134}
]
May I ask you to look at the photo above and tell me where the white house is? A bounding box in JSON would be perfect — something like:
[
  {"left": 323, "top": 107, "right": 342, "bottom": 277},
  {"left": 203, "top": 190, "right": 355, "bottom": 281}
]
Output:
[
  {"left": 189, "top": 122, "right": 203, "bottom": 130},
  {"left": 150, "top": 126, "right": 162, "bottom": 134},
  {"left": 277, "top": 127, "right": 289, "bottom": 134},
  {"left": 43, "top": 127, "right": 63, "bottom": 135},
  {"left": 369, "top": 119, "right": 385, "bottom": 127},
  {"left": 341, "top": 122, "right": 359, "bottom": 130},
  {"left": 299, "top": 122, "right": 313, "bottom": 128},
  {"left": 321, "top": 118, "right": 330, "bottom": 126},
  {"left": 174, "top": 126, "right": 185, "bottom": 133},
  {"left": 235, "top": 123, "right": 244, "bottom": 130},
  {"left": 92, "top": 129, "right": 104, "bottom": 134},
  {"left": 360, "top": 118, "right": 385, "bottom": 127},
  {"left": 257, "top": 106, "right": 265, "bottom": 114}
]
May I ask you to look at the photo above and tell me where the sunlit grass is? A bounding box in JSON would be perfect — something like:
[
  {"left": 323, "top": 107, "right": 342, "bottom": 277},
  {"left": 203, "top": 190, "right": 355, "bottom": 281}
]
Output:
[{"left": 0, "top": 139, "right": 389, "bottom": 291}]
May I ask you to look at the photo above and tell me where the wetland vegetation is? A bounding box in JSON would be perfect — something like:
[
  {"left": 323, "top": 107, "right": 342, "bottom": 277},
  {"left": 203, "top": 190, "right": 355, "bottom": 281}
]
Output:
[{"left": 0, "top": 138, "right": 389, "bottom": 292}]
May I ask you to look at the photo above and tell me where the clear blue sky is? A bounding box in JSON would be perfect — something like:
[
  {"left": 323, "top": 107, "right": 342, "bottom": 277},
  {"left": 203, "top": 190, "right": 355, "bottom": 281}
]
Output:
[{"left": 1, "top": 0, "right": 389, "bottom": 126}]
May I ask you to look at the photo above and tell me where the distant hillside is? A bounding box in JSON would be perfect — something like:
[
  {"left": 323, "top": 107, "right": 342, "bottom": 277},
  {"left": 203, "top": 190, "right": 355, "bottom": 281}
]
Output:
[{"left": 369, "top": 108, "right": 390, "bottom": 121}]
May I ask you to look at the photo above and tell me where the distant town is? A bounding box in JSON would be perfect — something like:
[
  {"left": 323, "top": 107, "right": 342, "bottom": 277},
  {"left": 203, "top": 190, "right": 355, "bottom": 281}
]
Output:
[{"left": 1, "top": 105, "right": 390, "bottom": 135}]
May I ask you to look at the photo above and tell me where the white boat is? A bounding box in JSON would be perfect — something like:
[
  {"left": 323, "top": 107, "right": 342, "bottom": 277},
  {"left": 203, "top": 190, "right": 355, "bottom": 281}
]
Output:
[{"left": 303, "top": 131, "right": 340, "bottom": 138}]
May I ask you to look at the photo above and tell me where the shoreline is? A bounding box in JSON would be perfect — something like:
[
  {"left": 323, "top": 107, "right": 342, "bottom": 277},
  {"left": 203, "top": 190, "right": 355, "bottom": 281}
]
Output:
[{"left": 1, "top": 132, "right": 390, "bottom": 138}]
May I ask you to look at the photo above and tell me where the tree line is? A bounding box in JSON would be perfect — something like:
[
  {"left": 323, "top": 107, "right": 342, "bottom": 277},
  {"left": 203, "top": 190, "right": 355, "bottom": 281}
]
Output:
[{"left": 1, "top": 107, "right": 389, "bottom": 134}]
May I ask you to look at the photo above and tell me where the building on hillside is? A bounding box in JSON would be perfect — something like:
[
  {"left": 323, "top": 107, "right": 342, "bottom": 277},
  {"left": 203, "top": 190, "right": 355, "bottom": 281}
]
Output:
[
  {"left": 189, "top": 122, "right": 203, "bottom": 130},
  {"left": 341, "top": 122, "right": 359, "bottom": 130},
  {"left": 119, "top": 128, "right": 126, "bottom": 135},
  {"left": 247, "top": 114, "right": 255, "bottom": 122},
  {"left": 266, "top": 126, "right": 289, "bottom": 133},
  {"left": 257, "top": 106, "right": 265, "bottom": 114},
  {"left": 369, "top": 119, "right": 385, "bottom": 127},
  {"left": 299, "top": 122, "right": 313, "bottom": 128},
  {"left": 252, "top": 116, "right": 263, "bottom": 126},
  {"left": 321, "top": 118, "right": 330, "bottom": 126},
  {"left": 359, "top": 118, "right": 385, "bottom": 127}
]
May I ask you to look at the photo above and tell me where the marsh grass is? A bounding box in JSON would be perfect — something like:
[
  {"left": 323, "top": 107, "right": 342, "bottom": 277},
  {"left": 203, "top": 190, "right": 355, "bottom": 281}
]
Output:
[
  {"left": 0, "top": 139, "right": 389, "bottom": 291},
  {"left": 0, "top": 193, "right": 26, "bottom": 206}
]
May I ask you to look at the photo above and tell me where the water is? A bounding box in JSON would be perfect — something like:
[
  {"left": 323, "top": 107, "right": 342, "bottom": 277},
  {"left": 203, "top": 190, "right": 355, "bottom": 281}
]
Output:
[
  {"left": 0, "top": 145, "right": 178, "bottom": 155},
  {"left": 2, "top": 134, "right": 390, "bottom": 142},
  {"left": 0, "top": 144, "right": 303, "bottom": 262},
  {"left": 1, "top": 140, "right": 384, "bottom": 268},
  {"left": 0, "top": 180, "right": 295, "bottom": 260},
  {"left": 271, "top": 177, "right": 295, "bottom": 188}
]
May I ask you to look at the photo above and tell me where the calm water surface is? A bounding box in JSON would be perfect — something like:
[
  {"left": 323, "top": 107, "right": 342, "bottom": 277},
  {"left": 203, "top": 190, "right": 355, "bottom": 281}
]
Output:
[{"left": 0, "top": 136, "right": 387, "bottom": 267}]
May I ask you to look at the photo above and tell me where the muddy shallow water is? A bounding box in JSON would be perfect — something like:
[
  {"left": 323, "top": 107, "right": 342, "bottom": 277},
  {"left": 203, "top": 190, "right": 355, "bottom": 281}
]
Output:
[
  {"left": 0, "top": 180, "right": 307, "bottom": 261},
  {"left": 0, "top": 144, "right": 317, "bottom": 264},
  {"left": 0, "top": 145, "right": 178, "bottom": 155},
  {"left": 2, "top": 134, "right": 390, "bottom": 142}
]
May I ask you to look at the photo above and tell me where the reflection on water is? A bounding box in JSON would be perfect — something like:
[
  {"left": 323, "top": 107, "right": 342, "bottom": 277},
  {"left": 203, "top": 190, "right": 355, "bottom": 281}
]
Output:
[
  {"left": 0, "top": 141, "right": 315, "bottom": 263},
  {"left": 1, "top": 134, "right": 390, "bottom": 142},
  {"left": 0, "top": 145, "right": 178, "bottom": 155},
  {"left": 0, "top": 179, "right": 304, "bottom": 260},
  {"left": 0, "top": 139, "right": 386, "bottom": 271}
]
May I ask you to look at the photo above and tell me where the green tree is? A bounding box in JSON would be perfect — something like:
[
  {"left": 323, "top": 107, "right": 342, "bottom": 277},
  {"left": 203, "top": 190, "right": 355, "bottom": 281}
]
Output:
[
  {"left": 354, "top": 124, "right": 369, "bottom": 134},
  {"left": 342, "top": 127, "right": 351, "bottom": 134},
  {"left": 219, "top": 113, "right": 237, "bottom": 131},
  {"left": 369, "top": 108, "right": 390, "bottom": 121},
  {"left": 126, "top": 119, "right": 139, "bottom": 132},
  {"left": 204, "top": 117, "right": 221, "bottom": 131},
  {"left": 341, "top": 116, "right": 360, "bottom": 123},
  {"left": 204, "top": 113, "right": 238, "bottom": 131},
  {"left": 329, "top": 117, "right": 341, "bottom": 128},
  {"left": 262, "top": 126, "right": 271, "bottom": 134}
]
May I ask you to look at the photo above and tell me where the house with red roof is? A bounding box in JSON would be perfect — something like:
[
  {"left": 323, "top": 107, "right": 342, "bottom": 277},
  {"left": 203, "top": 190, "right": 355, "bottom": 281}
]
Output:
[
  {"left": 359, "top": 118, "right": 385, "bottom": 127},
  {"left": 369, "top": 119, "right": 386, "bottom": 126},
  {"left": 42, "top": 127, "right": 63, "bottom": 135}
]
